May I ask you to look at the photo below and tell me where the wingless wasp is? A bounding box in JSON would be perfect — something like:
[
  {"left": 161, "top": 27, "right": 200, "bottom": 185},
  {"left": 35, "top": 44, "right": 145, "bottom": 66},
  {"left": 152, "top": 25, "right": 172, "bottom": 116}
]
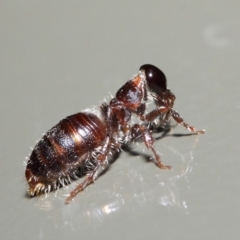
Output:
[{"left": 25, "top": 64, "right": 205, "bottom": 204}]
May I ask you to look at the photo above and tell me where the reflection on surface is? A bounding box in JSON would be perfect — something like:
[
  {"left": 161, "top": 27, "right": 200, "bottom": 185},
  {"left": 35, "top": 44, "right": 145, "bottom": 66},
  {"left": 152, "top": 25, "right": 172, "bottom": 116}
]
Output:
[
  {"left": 32, "top": 135, "right": 202, "bottom": 230},
  {"left": 101, "top": 200, "right": 121, "bottom": 215}
]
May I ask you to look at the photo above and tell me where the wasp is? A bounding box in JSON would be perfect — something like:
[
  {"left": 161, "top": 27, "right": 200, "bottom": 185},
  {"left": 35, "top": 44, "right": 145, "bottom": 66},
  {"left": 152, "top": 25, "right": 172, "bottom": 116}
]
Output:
[{"left": 25, "top": 64, "right": 205, "bottom": 204}]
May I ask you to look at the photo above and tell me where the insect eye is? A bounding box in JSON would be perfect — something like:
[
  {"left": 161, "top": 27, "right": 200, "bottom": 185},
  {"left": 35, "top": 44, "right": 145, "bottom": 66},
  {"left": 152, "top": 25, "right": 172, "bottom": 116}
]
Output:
[{"left": 140, "top": 64, "right": 167, "bottom": 94}]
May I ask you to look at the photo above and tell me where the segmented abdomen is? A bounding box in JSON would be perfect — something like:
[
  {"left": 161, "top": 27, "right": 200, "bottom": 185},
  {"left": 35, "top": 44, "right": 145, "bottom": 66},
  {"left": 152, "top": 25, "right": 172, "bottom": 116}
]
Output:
[{"left": 25, "top": 112, "right": 107, "bottom": 185}]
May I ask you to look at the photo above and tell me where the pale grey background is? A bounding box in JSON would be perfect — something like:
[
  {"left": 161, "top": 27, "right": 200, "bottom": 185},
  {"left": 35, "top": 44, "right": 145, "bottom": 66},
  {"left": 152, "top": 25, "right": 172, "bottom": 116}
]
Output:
[{"left": 0, "top": 1, "right": 239, "bottom": 239}]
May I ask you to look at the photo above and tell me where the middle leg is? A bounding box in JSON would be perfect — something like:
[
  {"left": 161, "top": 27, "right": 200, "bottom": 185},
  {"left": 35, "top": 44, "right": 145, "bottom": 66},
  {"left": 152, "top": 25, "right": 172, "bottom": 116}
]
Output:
[{"left": 127, "top": 124, "right": 171, "bottom": 170}]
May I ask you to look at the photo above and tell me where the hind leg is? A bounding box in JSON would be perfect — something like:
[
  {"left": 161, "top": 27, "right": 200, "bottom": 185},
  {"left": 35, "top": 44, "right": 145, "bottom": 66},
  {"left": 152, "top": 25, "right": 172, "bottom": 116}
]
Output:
[{"left": 65, "top": 137, "right": 112, "bottom": 204}]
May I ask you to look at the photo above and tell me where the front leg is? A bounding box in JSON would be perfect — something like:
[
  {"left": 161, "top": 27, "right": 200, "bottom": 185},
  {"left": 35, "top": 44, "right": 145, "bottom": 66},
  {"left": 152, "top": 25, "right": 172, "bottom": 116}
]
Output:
[
  {"left": 139, "top": 106, "right": 205, "bottom": 135},
  {"left": 169, "top": 109, "right": 205, "bottom": 135},
  {"left": 139, "top": 106, "right": 168, "bottom": 122}
]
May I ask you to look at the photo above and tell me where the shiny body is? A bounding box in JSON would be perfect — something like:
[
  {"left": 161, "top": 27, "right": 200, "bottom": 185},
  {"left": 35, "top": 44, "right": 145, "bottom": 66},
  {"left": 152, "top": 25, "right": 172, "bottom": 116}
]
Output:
[{"left": 25, "top": 64, "right": 205, "bottom": 204}]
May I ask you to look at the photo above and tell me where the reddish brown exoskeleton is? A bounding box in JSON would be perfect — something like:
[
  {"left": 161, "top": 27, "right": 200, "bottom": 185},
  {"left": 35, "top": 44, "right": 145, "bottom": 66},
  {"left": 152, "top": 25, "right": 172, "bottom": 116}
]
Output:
[{"left": 25, "top": 64, "right": 205, "bottom": 204}]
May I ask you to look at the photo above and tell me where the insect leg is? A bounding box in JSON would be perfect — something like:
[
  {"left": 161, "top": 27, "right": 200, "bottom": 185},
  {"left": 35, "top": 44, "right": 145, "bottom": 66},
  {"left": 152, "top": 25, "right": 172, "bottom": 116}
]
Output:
[
  {"left": 139, "top": 106, "right": 205, "bottom": 134},
  {"left": 65, "top": 136, "right": 112, "bottom": 204},
  {"left": 139, "top": 106, "right": 168, "bottom": 122},
  {"left": 169, "top": 109, "right": 205, "bottom": 134},
  {"left": 128, "top": 124, "right": 171, "bottom": 170},
  {"left": 65, "top": 163, "right": 101, "bottom": 204}
]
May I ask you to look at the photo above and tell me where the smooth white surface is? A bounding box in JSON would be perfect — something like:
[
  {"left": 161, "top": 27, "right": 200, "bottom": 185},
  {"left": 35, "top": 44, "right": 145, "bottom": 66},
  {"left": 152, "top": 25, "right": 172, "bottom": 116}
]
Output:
[{"left": 0, "top": 1, "right": 239, "bottom": 239}]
